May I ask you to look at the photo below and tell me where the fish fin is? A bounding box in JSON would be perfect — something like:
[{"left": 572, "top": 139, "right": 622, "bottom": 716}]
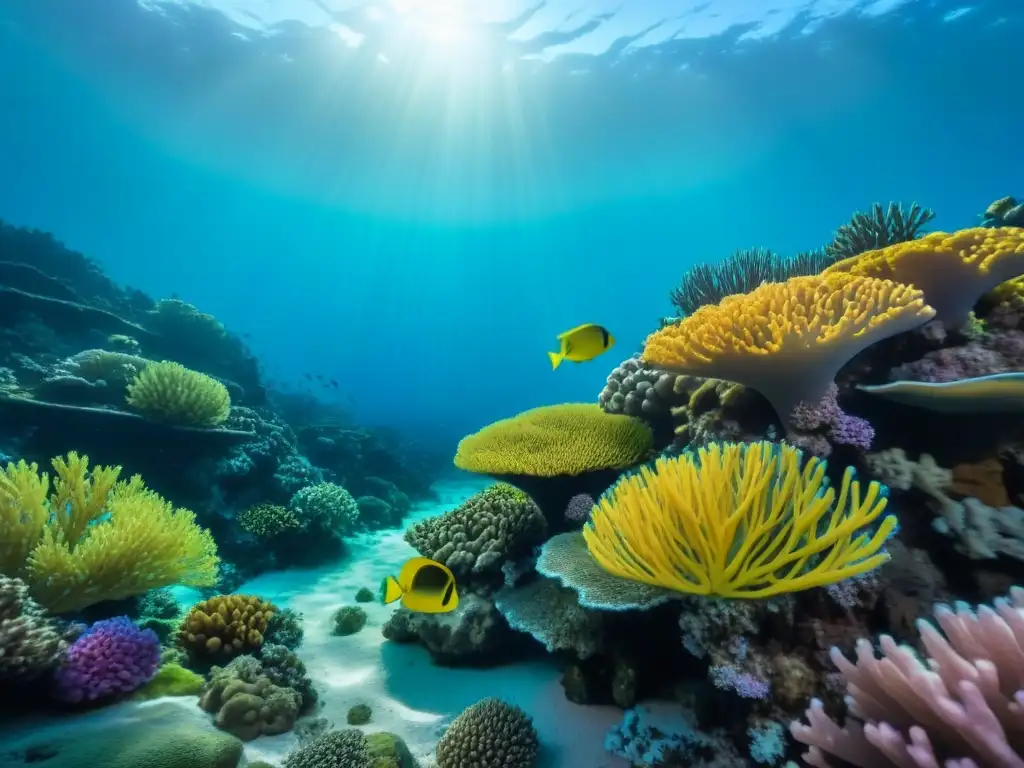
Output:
[
  {"left": 548, "top": 351, "right": 563, "bottom": 370},
  {"left": 379, "top": 575, "right": 404, "bottom": 605}
]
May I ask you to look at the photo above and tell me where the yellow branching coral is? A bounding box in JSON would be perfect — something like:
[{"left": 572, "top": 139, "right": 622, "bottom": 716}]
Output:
[
  {"left": 0, "top": 452, "right": 219, "bottom": 613},
  {"left": 126, "top": 360, "right": 231, "bottom": 427},
  {"left": 584, "top": 441, "right": 896, "bottom": 598},
  {"left": 454, "top": 403, "right": 652, "bottom": 477},
  {"left": 178, "top": 594, "right": 275, "bottom": 658},
  {"left": 825, "top": 226, "right": 1024, "bottom": 326},
  {"left": 643, "top": 273, "right": 934, "bottom": 420}
]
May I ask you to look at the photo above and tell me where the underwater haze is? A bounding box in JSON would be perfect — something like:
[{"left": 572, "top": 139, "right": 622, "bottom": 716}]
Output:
[{"left": 2, "top": 0, "right": 1020, "bottom": 447}]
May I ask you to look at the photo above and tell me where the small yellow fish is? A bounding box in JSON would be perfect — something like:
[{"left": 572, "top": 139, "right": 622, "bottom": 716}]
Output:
[
  {"left": 379, "top": 556, "right": 459, "bottom": 614},
  {"left": 548, "top": 323, "right": 615, "bottom": 370}
]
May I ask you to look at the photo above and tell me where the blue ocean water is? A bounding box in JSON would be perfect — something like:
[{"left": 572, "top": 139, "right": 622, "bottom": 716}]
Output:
[{"left": 2, "top": 0, "right": 1019, "bottom": 452}]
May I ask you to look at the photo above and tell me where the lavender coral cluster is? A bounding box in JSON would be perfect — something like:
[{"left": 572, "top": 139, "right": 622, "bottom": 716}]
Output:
[
  {"left": 55, "top": 616, "right": 160, "bottom": 703},
  {"left": 787, "top": 383, "right": 874, "bottom": 456}
]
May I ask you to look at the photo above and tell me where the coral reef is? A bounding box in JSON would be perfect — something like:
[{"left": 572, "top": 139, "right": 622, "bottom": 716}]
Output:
[
  {"left": 435, "top": 698, "right": 539, "bottom": 768},
  {"left": 55, "top": 616, "right": 161, "bottom": 703},
  {"left": 283, "top": 729, "right": 369, "bottom": 768},
  {"left": 0, "top": 574, "right": 66, "bottom": 680},
  {"left": 132, "top": 662, "right": 205, "bottom": 700},
  {"left": 331, "top": 605, "right": 367, "bottom": 636},
  {"left": 178, "top": 594, "right": 275, "bottom": 659},
  {"left": 126, "top": 360, "right": 232, "bottom": 427},
  {"left": 199, "top": 654, "right": 302, "bottom": 741},
  {"left": 824, "top": 201, "right": 935, "bottom": 260}
]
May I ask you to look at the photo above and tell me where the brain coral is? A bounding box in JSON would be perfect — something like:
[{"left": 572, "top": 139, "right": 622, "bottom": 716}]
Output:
[
  {"left": 825, "top": 226, "right": 1024, "bottom": 326},
  {"left": 454, "top": 403, "right": 652, "bottom": 477},
  {"left": 435, "top": 697, "right": 540, "bottom": 768},
  {"left": 178, "top": 594, "right": 275, "bottom": 658},
  {"left": 642, "top": 273, "right": 935, "bottom": 421},
  {"left": 404, "top": 483, "right": 546, "bottom": 577}
]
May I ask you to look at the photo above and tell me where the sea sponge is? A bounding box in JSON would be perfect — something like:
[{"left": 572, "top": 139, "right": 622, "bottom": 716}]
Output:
[
  {"left": 238, "top": 503, "right": 303, "bottom": 537},
  {"left": 2, "top": 453, "right": 219, "bottom": 614},
  {"left": 284, "top": 729, "right": 370, "bottom": 768},
  {"left": 825, "top": 226, "right": 1024, "bottom": 326},
  {"left": 584, "top": 441, "right": 896, "bottom": 598},
  {"left": 435, "top": 697, "right": 539, "bottom": 768},
  {"left": 290, "top": 482, "right": 359, "bottom": 536},
  {"left": 200, "top": 657, "right": 301, "bottom": 741},
  {"left": 132, "top": 662, "right": 205, "bottom": 700},
  {"left": 0, "top": 575, "right": 66, "bottom": 680},
  {"left": 454, "top": 403, "right": 652, "bottom": 477},
  {"left": 55, "top": 617, "right": 160, "bottom": 703},
  {"left": 178, "top": 594, "right": 275, "bottom": 658},
  {"left": 404, "top": 483, "right": 546, "bottom": 577},
  {"left": 643, "top": 273, "right": 935, "bottom": 420},
  {"left": 126, "top": 360, "right": 231, "bottom": 427}
]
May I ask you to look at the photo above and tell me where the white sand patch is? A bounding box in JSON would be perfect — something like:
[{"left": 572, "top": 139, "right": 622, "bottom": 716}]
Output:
[{"left": 239, "top": 478, "right": 630, "bottom": 768}]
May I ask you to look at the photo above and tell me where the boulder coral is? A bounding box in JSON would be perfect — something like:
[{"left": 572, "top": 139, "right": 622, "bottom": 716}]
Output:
[{"left": 178, "top": 594, "right": 275, "bottom": 659}]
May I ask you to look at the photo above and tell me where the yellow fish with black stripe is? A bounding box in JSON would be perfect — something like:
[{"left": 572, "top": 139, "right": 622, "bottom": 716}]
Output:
[
  {"left": 548, "top": 323, "right": 615, "bottom": 370},
  {"left": 379, "top": 556, "right": 459, "bottom": 613}
]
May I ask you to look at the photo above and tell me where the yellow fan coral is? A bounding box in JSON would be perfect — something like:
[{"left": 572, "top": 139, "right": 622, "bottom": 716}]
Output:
[
  {"left": 126, "top": 360, "right": 231, "bottom": 427},
  {"left": 643, "top": 273, "right": 934, "bottom": 420},
  {"left": 825, "top": 226, "right": 1024, "bottom": 326},
  {"left": 454, "top": 403, "right": 652, "bottom": 477},
  {"left": 0, "top": 452, "right": 219, "bottom": 613},
  {"left": 584, "top": 441, "right": 896, "bottom": 598}
]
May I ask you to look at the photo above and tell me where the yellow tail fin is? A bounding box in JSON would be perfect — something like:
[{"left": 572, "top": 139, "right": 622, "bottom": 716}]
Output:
[
  {"left": 379, "top": 575, "right": 404, "bottom": 605},
  {"left": 548, "top": 351, "right": 563, "bottom": 370}
]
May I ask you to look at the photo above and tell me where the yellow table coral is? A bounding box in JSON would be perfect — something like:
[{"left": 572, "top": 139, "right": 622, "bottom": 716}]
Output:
[
  {"left": 825, "top": 226, "right": 1024, "bottom": 326},
  {"left": 642, "top": 273, "right": 934, "bottom": 420},
  {"left": 0, "top": 452, "right": 219, "bottom": 614},
  {"left": 584, "top": 441, "right": 896, "bottom": 598}
]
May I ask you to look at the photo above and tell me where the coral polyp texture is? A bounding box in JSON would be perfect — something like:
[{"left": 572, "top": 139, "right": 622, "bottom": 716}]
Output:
[
  {"left": 642, "top": 273, "right": 935, "bottom": 420},
  {"left": 0, "top": 452, "right": 219, "bottom": 613},
  {"left": 404, "top": 483, "right": 546, "bottom": 577},
  {"left": 55, "top": 616, "right": 161, "bottom": 703},
  {"left": 453, "top": 403, "right": 652, "bottom": 477},
  {"left": 178, "top": 594, "right": 276, "bottom": 658},
  {"left": 0, "top": 575, "right": 66, "bottom": 681},
  {"left": 125, "top": 359, "right": 231, "bottom": 427},
  {"left": 584, "top": 441, "right": 896, "bottom": 598},
  {"left": 289, "top": 481, "right": 359, "bottom": 536},
  {"left": 283, "top": 729, "right": 370, "bottom": 768},
  {"left": 435, "top": 697, "right": 540, "bottom": 768},
  {"left": 825, "top": 226, "right": 1024, "bottom": 326},
  {"left": 791, "top": 588, "right": 1024, "bottom": 767},
  {"left": 238, "top": 503, "right": 303, "bottom": 537}
]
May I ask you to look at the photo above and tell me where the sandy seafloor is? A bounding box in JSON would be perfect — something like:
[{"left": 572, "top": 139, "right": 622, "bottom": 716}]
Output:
[{"left": 0, "top": 479, "right": 633, "bottom": 768}]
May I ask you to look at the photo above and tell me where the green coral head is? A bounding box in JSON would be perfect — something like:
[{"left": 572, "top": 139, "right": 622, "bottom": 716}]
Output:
[{"left": 125, "top": 360, "right": 231, "bottom": 427}]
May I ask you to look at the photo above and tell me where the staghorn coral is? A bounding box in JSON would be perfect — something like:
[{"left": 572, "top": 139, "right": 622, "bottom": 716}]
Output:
[
  {"left": 290, "top": 482, "right": 359, "bottom": 537},
  {"left": 791, "top": 588, "right": 1024, "bottom": 767},
  {"left": 55, "top": 616, "right": 161, "bottom": 703},
  {"left": 494, "top": 576, "right": 605, "bottom": 659},
  {"left": 643, "top": 273, "right": 935, "bottom": 421},
  {"left": 404, "top": 483, "right": 546, "bottom": 577},
  {"left": 283, "top": 729, "right": 369, "bottom": 768},
  {"left": 670, "top": 245, "right": 838, "bottom": 317},
  {"left": 178, "top": 594, "right": 275, "bottom": 658},
  {"left": 238, "top": 503, "right": 303, "bottom": 537},
  {"left": 0, "top": 575, "right": 66, "bottom": 680},
  {"left": 585, "top": 441, "right": 896, "bottom": 598},
  {"left": 200, "top": 655, "right": 301, "bottom": 741},
  {"left": 825, "top": 226, "right": 1024, "bottom": 326},
  {"left": 824, "top": 201, "right": 935, "bottom": 260},
  {"left": 126, "top": 360, "right": 231, "bottom": 427},
  {"left": 435, "top": 697, "right": 539, "bottom": 768},
  {"left": 454, "top": 403, "right": 652, "bottom": 477},
  {"left": 0, "top": 453, "right": 219, "bottom": 614}
]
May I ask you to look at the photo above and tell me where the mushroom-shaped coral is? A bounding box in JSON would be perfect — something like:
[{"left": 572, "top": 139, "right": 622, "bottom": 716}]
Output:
[
  {"left": 283, "top": 729, "right": 369, "bottom": 768},
  {"left": 0, "top": 575, "right": 66, "bottom": 681},
  {"left": 126, "top": 360, "right": 231, "bottom": 427},
  {"left": 642, "top": 273, "right": 935, "bottom": 420},
  {"left": 435, "top": 697, "right": 539, "bottom": 768},
  {"left": 825, "top": 226, "right": 1024, "bottom": 327},
  {"left": 453, "top": 404, "right": 652, "bottom": 525},
  {"left": 55, "top": 616, "right": 161, "bottom": 703},
  {"left": 404, "top": 483, "right": 546, "bottom": 578},
  {"left": 178, "top": 594, "right": 275, "bottom": 658}
]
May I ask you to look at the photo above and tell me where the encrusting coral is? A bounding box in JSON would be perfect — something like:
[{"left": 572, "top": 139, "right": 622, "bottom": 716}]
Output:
[
  {"left": 435, "top": 697, "right": 540, "bottom": 768},
  {"left": 404, "top": 483, "right": 546, "bottom": 578},
  {"left": 643, "top": 273, "right": 935, "bottom": 421},
  {"left": 582, "top": 441, "right": 896, "bottom": 599},
  {"left": 825, "top": 226, "right": 1024, "bottom": 326},
  {"left": 0, "top": 574, "right": 66, "bottom": 680},
  {"left": 126, "top": 359, "right": 231, "bottom": 427},
  {"left": 0, "top": 452, "right": 219, "bottom": 613},
  {"left": 199, "top": 654, "right": 301, "bottom": 741},
  {"left": 178, "top": 594, "right": 275, "bottom": 658}
]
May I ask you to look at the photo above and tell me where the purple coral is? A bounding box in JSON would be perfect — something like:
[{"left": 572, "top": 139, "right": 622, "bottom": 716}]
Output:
[
  {"left": 709, "top": 664, "right": 771, "bottom": 700},
  {"left": 54, "top": 616, "right": 160, "bottom": 703},
  {"left": 565, "top": 493, "right": 596, "bottom": 523},
  {"left": 787, "top": 384, "right": 874, "bottom": 454}
]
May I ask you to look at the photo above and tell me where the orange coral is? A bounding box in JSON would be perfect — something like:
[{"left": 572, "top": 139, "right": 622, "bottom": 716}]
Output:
[
  {"left": 825, "top": 226, "right": 1024, "bottom": 325},
  {"left": 178, "top": 595, "right": 275, "bottom": 658},
  {"left": 642, "top": 273, "right": 934, "bottom": 420}
]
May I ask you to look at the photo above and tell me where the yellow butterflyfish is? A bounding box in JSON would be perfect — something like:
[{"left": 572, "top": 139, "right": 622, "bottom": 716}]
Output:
[
  {"left": 379, "top": 556, "right": 459, "bottom": 614},
  {"left": 548, "top": 323, "right": 615, "bottom": 370}
]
